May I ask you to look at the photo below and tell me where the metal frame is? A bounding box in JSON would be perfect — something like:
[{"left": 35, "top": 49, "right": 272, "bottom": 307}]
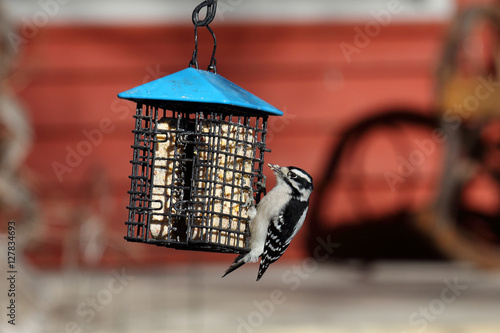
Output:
[{"left": 125, "top": 103, "right": 268, "bottom": 254}]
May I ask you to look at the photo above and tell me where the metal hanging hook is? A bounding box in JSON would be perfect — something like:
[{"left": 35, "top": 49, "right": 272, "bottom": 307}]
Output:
[
  {"left": 189, "top": 0, "right": 218, "bottom": 73},
  {"left": 192, "top": 0, "right": 217, "bottom": 26}
]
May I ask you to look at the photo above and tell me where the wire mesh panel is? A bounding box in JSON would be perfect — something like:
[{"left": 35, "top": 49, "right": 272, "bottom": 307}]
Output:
[
  {"left": 149, "top": 114, "right": 191, "bottom": 244},
  {"left": 125, "top": 104, "right": 268, "bottom": 254}
]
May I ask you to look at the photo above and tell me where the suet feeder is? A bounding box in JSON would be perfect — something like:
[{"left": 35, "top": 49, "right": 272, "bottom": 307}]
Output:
[{"left": 118, "top": 0, "right": 283, "bottom": 254}]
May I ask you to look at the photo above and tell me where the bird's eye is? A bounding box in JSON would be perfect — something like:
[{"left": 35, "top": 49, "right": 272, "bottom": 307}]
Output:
[{"left": 289, "top": 172, "right": 296, "bottom": 179}]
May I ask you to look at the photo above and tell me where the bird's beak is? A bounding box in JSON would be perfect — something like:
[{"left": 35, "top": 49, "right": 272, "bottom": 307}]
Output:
[
  {"left": 268, "top": 163, "right": 280, "bottom": 172},
  {"left": 268, "top": 164, "right": 286, "bottom": 177}
]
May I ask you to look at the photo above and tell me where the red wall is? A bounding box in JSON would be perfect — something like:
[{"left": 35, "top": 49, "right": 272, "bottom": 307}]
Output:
[{"left": 14, "top": 23, "right": 448, "bottom": 268}]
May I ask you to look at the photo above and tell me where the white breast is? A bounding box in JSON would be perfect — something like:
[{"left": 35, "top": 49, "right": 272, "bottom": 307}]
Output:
[{"left": 249, "top": 182, "right": 291, "bottom": 255}]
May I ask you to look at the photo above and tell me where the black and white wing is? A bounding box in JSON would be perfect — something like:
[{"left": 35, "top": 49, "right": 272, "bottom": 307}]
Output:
[{"left": 256, "top": 199, "right": 309, "bottom": 281}]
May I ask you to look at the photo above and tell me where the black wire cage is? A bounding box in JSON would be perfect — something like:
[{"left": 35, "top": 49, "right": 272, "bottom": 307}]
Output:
[
  {"left": 118, "top": 69, "right": 283, "bottom": 254},
  {"left": 118, "top": 0, "right": 282, "bottom": 254}
]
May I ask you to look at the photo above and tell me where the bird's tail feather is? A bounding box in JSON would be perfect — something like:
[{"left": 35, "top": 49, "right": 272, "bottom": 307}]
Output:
[
  {"left": 222, "top": 253, "right": 247, "bottom": 278},
  {"left": 256, "top": 261, "right": 270, "bottom": 281}
]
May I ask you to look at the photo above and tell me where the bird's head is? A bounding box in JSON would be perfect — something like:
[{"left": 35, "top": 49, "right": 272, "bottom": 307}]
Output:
[{"left": 268, "top": 164, "right": 313, "bottom": 201}]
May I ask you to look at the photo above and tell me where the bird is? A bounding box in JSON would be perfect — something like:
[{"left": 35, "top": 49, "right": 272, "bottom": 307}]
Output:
[{"left": 222, "top": 163, "right": 313, "bottom": 281}]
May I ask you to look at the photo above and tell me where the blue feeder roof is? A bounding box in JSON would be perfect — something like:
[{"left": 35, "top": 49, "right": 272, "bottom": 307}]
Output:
[{"left": 118, "top": 67, "right": 283, "bottom": 116}]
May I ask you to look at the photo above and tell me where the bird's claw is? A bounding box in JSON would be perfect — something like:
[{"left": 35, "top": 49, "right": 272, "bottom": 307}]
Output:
[
  {"left": 243, "top": 196, "right": 255, "bottom": 209},
  {"left": 256, "top": 175, "right": 266, "bottom": 189}
]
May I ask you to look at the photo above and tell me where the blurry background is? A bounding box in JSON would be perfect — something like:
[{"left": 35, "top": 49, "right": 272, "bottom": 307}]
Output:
[{"left": 1, "top": 0, "right": 500, "bottom": 332}]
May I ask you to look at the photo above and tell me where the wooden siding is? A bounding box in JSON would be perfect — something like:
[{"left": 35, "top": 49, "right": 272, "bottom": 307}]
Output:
[{"left": 13, "top": 23, "right": 449, "bottom": 268}]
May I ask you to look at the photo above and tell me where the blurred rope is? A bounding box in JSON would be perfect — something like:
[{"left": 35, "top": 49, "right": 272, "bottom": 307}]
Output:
[
  {"left": 0, "top": 3, "right": 44, "bottom": 333},
  {"left": 0, "top": 1, "right": 38, "bottom": 249}
]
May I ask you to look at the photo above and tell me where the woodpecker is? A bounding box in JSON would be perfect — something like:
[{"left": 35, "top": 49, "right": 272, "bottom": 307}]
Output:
[{"left": 223, "top": 163, "right": 313, "bottom": 281}]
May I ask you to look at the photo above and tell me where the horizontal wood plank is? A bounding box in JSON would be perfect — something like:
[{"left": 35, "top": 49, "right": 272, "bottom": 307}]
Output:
[{"left": 15, "top": 23, "right": 458, "bottom": 268}]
